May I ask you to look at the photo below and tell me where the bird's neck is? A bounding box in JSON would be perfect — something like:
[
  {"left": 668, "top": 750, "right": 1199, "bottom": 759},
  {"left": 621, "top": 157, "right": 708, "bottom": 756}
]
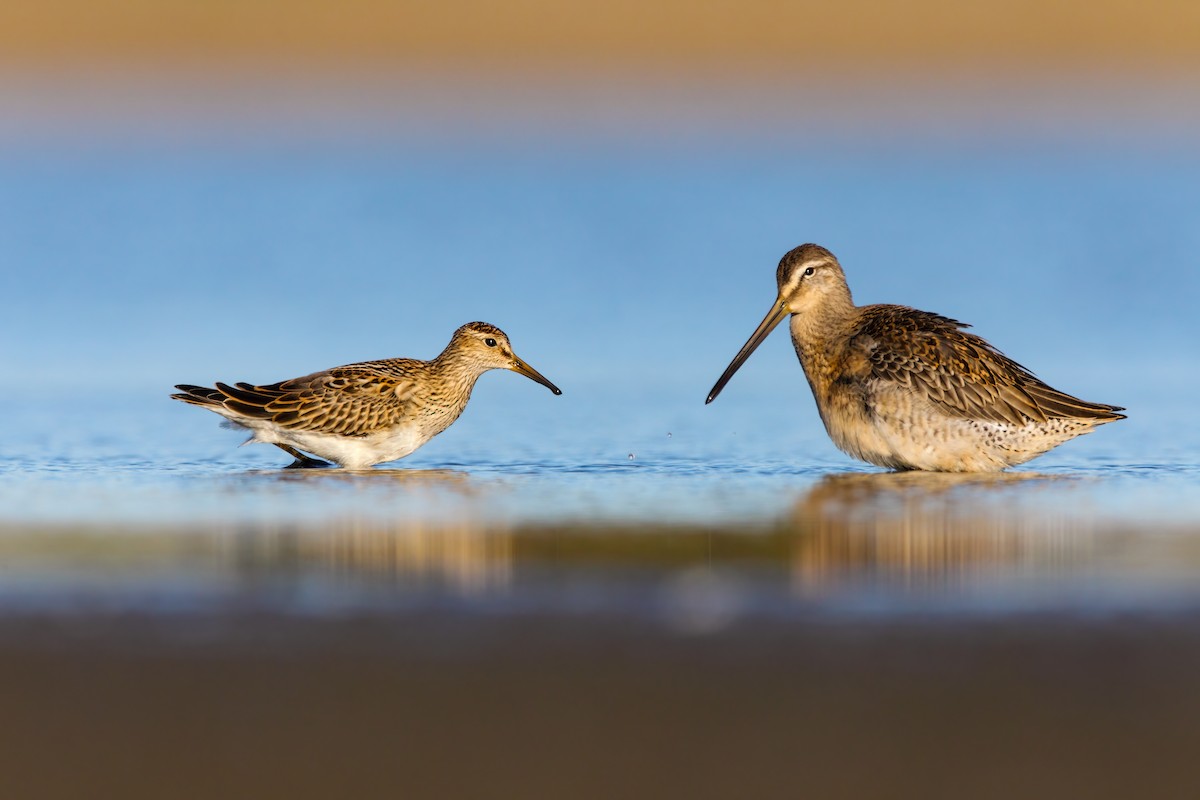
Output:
[
  {"left": 789, "top": 296, "right": 858, "bottom": 401},
  {"left": 412, "top": 353, "right": 486, "bottom": 436},
  {"left": 431, "top": 348, "right": 487, "bottom": 391},
  {"left": 790, "top": 290, "right": 856, "bottom": 356}
]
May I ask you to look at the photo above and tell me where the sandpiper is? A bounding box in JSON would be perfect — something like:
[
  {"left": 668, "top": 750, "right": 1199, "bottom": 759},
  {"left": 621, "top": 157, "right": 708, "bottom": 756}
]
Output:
[
  {"left": 706, "top": 244, "right": 1125, "bottom": 472},
  {"left": 173, "top": 321, "right": 561, "bottom": 469}
]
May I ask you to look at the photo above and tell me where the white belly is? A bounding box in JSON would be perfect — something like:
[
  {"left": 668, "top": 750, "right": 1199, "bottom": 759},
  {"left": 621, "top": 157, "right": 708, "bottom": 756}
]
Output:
[
  {"left": 274, "top": 427, "right": 429, "bottom": 469},
  {"left": 220, "top": 412, "right": 431, "bottom": 469},
  {"left": 821, "top": 386, "right": 1095, "bottom": 472}
]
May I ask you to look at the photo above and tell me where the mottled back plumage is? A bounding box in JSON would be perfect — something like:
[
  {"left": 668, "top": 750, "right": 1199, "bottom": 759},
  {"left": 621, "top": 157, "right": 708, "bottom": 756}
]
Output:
[
  {"left": 180, "top": 362, "right": 424, "bottom": 438},
  {"left": 849, "top": 306, "right": 1123, "bottom": 427}
]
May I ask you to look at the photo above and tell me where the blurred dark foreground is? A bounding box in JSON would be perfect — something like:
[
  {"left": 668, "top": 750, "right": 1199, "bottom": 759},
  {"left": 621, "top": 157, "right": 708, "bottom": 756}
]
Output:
[
  {"left": 2, "top": 609, "right": 1199, "bottom": 799},
  {"left": 3, "top": 469, "right": 1199, "bottom": 798}
]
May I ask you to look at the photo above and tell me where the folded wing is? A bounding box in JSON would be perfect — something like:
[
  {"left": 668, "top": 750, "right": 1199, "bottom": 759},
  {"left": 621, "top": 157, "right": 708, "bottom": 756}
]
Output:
[
  {"left": 850, "top": 306, "right": 1125, "bottom": 426},
  {"left": 173, "top": 362, "right": 422, "bottom": 437}
]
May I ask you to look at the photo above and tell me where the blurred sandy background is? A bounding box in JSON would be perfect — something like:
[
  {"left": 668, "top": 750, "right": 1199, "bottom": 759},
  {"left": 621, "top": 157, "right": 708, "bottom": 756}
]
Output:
[
  {"left": 3, "top": 0, "right": 1199, "bottom": 143},
  {"left": 4, "top": 0, "right": 1200, "bottom": 70}
]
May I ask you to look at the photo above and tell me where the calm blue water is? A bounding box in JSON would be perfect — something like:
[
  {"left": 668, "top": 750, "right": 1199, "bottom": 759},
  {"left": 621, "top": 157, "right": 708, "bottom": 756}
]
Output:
[{"left": 1, "top": 104, "right": 1198, "bottom": 616}]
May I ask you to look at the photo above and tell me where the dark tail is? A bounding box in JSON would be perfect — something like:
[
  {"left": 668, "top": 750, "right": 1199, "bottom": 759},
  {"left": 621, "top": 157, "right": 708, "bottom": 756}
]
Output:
[
  {"left": 171, "top": 384, "right": 225, "bottom": 407},
  {"left": 172, "top": 382, "right": 282, "bottom": 420}
]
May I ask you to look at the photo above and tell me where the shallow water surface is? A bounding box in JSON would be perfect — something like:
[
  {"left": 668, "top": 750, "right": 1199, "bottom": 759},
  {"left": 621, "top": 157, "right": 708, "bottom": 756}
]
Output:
[{"left": 1, "top": 386, "right": 1197, "bottom": 620}]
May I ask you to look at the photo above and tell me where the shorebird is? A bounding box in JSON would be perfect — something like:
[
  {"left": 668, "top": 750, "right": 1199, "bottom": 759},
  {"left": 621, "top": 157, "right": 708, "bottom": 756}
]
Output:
[
  {"left": 173, "top": 321, "right": 561, "bottom": 469},
  {"left": 706, "top": 244, "right": 1125, "bottom": 472}
]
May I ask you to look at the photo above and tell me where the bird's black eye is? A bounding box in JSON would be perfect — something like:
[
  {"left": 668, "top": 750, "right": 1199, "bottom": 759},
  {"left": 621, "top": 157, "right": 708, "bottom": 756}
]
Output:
[
  {"left": 803, "top": 266, "right": 815, "bottom": 277},
  {"left": 484, "top": 338, "right": 497, "bottom": 347}
]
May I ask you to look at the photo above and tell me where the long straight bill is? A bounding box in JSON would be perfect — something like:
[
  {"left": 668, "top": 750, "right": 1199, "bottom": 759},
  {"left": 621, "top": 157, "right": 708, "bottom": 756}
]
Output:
[
  {"left": 705, "top": 297, "right": 789, "bottom": 404},
  {"left": 512, "top": 356, "right": 563, "bottom": 395}
]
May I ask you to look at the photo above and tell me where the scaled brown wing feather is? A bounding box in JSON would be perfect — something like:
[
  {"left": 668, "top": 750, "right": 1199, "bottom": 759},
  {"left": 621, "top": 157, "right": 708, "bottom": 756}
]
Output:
[
  {"left": 850, "top": 306, "right": 1123, "bottom": 424},
  {"left": 216, "top": 362, "right": 422, "bottom": 436}
]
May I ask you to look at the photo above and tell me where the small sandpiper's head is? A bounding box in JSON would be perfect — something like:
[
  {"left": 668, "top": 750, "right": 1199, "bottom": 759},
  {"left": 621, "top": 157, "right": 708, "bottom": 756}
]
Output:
[
  {"left": 706, "top": 243, "right": 849, "bottom": 404},
  {"left": 450, "top": 322, "right": 562, "bottom": 395}
]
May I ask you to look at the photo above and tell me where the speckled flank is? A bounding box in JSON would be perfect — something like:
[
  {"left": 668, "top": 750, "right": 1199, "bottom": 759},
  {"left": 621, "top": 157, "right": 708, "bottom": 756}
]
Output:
[
  {"left": 172, "top": 322, "right": 561, "bottom": 469},
  {"left": 709, "top": 243, "right": 1124, "bottom": 472}
]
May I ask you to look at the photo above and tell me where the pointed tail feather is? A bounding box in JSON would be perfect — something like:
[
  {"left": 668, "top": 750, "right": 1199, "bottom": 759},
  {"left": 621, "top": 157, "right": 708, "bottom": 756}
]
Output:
[
  {"left": 1024, "top": 383, "right": 1126, "bottom": 421},
  {"left": 171, "top": 384, "right": 225, "bottom": 407}
]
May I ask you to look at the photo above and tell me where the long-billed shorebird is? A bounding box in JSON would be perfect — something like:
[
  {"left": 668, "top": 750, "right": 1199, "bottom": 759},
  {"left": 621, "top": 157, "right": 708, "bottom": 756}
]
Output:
[
  {"left": 173, "top": 321, "right": 561, "bottom": 469},
  {"left": 706, "top": 244, "right": 1124, "bottom": 472}
]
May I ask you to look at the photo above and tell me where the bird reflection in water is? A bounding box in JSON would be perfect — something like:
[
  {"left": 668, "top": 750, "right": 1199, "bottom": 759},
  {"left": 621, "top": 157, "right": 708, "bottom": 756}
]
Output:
[
  {"left": 223, "top": 468, "right": 513, "bottom": 594},
  {"left": 214, "top": 468, "right": 1103, "bottom": 600},
  {"left": 250, "top": 466, "right": 471, "bottom": 487},
  {"left": 785, "top": 471, "right": 1094, "bottom": 593}
]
